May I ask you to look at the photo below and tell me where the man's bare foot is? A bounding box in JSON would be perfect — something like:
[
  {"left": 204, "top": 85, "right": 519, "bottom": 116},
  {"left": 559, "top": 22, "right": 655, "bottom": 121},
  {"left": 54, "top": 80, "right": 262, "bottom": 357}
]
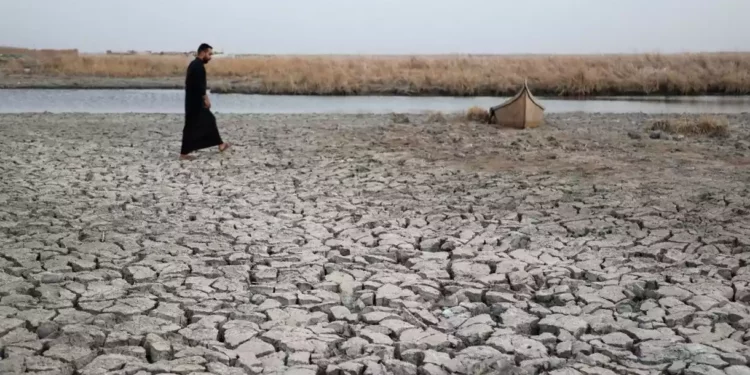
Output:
[
  {"left": 219, "top": 143, "right": 231, "bottom": 152},
  {"left": 179, "top": 154, "right": 195, "bottom": 160}
]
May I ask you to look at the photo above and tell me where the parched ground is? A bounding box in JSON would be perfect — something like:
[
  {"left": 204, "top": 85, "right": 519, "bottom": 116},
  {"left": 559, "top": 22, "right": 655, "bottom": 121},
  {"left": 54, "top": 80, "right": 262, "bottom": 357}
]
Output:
[{"left": 1, "top": 112, "right": 750, "bottom": 375}]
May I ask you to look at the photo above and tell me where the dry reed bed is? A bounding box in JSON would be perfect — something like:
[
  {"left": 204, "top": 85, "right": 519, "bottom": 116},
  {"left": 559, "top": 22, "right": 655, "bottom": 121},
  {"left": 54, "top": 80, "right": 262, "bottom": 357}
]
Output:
[
  {"left": 651, "top": 115, "right": 730, "bottom": 137},
  {"left": 3, "top": 53, "right": 750, "bottom": 96}
]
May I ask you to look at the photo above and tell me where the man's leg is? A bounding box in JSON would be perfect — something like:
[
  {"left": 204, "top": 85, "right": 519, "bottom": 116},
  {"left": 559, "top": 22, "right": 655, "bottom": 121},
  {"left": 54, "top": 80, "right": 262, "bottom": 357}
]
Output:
[
  {"left": 203, "top": 110, "right": 230, "bottom": 153},
  {"left": 179, "top": 116, "right": 196, "bottom": 160}
]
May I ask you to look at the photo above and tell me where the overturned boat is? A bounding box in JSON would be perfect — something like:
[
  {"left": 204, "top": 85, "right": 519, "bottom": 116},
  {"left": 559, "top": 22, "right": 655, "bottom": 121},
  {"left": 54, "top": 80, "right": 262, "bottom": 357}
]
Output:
[{"left": 488, "top": 80, "right": 545, "bottom": 129}]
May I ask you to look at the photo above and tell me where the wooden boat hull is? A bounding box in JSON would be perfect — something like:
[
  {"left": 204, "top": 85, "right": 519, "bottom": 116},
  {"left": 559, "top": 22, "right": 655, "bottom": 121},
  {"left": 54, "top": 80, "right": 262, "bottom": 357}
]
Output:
[{"left": 489, "top": 81, "right": 545, "bottom": 129}]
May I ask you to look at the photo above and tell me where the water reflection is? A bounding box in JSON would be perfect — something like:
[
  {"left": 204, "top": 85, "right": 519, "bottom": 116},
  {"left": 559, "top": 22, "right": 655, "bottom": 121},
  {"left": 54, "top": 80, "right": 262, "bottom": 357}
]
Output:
[{"left": 0, "top": 89, "right": 748, "bottom": 114}]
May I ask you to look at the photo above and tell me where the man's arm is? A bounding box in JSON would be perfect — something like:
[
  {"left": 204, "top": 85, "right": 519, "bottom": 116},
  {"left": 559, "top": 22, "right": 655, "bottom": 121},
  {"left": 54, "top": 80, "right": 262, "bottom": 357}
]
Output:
[{"left": 199, "top": 64, "right": 210, "bottom": 109}]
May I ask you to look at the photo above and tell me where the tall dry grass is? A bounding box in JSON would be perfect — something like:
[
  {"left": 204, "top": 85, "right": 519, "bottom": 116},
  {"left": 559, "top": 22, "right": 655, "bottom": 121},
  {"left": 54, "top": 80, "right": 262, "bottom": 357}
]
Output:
[{"left": 3, "top": 52, "right": 750, "bottom": 96}]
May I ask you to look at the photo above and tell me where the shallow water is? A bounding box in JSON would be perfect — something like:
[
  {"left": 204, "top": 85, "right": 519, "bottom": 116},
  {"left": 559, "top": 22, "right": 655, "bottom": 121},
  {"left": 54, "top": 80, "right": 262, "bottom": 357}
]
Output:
[{"left": 1, "top": 89, "right": 749, "bottom": 114}]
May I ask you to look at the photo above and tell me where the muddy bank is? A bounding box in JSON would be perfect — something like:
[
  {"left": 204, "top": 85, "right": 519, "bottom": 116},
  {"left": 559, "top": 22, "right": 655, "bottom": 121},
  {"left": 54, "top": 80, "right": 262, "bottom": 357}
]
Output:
[
  {"left": 0, "top": 75, "right": 184, "bottom": 90},
  {"left": 1, "top": 112, "right": 750, "bottom": 375}
]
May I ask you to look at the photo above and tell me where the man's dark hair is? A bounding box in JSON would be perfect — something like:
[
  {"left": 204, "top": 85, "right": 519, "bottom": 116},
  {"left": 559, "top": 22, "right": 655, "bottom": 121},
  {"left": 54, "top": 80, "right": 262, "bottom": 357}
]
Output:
[{"left": 197, "top": 43, "right": 213, "bottom": 54}]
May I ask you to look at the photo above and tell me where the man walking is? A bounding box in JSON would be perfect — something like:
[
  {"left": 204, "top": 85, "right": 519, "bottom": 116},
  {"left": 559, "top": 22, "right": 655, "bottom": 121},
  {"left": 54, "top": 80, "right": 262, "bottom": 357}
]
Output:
[{"left": 179, "top": 43, "right": 230, "bottom": 160}]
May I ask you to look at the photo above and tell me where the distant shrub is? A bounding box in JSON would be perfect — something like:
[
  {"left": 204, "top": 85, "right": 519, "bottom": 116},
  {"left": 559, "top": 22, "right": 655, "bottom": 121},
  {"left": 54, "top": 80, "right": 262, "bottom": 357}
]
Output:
[
  {"left": 466, "top": 106, "right": 490, "bottom": 123},
  {"left": 426, "top": 111, "right": 448, "bottom": 124}
]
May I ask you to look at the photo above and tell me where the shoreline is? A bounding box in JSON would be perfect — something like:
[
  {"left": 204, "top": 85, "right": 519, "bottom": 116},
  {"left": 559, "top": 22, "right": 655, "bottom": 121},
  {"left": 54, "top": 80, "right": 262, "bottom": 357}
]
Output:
[{"left": 3, "top": 76, "right": 750, "bottom": 98}]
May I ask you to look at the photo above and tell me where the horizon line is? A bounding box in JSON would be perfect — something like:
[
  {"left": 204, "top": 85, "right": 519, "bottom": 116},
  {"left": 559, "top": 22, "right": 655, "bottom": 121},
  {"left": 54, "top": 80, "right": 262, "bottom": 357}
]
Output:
[{"left": 2, "top": 45, "right": 750, "bottom": 56}]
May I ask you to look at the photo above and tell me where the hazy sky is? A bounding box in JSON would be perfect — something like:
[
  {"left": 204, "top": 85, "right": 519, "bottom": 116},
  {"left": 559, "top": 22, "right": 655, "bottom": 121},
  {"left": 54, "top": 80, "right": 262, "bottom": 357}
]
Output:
[{"left": 2, "top": 0, "right": 748, "bottom": 54}]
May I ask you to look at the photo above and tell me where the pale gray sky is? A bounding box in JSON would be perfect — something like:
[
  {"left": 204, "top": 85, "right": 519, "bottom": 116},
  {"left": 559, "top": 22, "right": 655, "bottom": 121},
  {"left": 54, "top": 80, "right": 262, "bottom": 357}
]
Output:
[{"left": 1, "top": 0, "right": 747, "bottom": 54}]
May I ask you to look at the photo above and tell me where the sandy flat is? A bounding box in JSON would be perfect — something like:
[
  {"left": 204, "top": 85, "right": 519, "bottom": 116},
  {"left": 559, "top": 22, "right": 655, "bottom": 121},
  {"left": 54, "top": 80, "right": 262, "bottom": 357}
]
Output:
[{"left": 0, "top": 112, "right": 749, "bottom": 374}]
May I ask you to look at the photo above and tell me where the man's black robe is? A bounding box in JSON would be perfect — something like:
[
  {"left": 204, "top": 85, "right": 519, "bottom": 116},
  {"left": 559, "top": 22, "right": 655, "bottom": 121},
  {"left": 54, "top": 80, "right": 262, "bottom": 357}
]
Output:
[{"left": 181, "top": 58, "right": 223, "bottom": 155}]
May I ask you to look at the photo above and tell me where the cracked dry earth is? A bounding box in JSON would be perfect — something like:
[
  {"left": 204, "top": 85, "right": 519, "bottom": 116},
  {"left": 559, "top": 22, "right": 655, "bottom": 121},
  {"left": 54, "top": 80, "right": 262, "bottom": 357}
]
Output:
[{"left": 1, "top": 112, "right": 750, "bottom": 375}]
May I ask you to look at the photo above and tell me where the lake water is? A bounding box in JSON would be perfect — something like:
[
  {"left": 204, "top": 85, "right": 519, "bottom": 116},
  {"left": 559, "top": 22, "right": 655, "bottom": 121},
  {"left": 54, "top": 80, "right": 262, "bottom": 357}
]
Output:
[{"left": 1, "top": 89, "right": 749, "bottom": 114}]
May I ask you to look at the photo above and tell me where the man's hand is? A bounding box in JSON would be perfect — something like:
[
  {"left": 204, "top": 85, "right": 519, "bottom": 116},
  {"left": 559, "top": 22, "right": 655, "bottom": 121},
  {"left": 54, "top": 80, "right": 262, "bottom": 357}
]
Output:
[{"left": 203, "top": 96, "right": 211, "bottom": 109}]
